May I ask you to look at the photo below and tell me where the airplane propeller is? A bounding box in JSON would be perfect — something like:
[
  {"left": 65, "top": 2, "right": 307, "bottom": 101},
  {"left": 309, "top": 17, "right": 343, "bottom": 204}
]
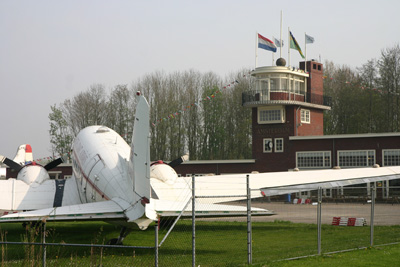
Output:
[
  {"left": 0, "top": 155, "right": 65, "bottom": 172},
  {"left": 44, "top": 157, "right": 64, "bottom": 171},
  {"left": 0, "top": 155, "right": 23, "bottom": 172},
  {"left": 168, "top": 154, "right": 189, "bottom": 168}
]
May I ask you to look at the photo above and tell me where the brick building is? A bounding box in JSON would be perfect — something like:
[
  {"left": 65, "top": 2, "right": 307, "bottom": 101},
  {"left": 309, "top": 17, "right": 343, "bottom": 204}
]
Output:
[{"left": 175, "top": 59, "right": 400, "bottom": 176}]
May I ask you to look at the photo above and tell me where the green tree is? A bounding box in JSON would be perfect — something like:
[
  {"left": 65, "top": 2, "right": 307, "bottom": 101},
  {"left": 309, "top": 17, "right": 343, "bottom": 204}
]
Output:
[{"left": 48, "top": 104, "right": 73, "bottom": 159}]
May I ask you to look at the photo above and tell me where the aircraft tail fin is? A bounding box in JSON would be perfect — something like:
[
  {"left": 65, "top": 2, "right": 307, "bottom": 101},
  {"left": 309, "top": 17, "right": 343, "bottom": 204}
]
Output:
[
  {"left": 127, "top": 92, "right": 151, "bottom": 221},
  {"left": 13, "top": 144, "right": 33, "bottom": 165}
]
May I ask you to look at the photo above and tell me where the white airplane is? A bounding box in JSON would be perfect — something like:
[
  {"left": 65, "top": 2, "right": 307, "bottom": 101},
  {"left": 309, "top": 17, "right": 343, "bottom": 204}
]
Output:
[{"left": 1, "top": 92, "right": 400, "bottom": 244}]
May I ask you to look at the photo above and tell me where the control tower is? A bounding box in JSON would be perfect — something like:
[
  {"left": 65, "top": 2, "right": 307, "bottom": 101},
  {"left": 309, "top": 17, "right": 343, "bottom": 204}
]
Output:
[{"left": 242, "top": 58, "right": 331, "bottom": 171}]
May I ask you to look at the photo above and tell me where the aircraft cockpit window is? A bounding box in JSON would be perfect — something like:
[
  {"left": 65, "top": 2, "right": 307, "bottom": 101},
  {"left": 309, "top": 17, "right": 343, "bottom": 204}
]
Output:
[{"left": 96, "top": 126, "right": 110, "bottom": 133}]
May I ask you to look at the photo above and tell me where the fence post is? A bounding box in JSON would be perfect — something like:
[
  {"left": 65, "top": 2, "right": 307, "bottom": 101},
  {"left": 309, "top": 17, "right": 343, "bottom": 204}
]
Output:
[
  {"left": 192, "top": 174, "right": 196, "bottom": 267},
  {"left": 317, "top": 187, "right": 322, "bottom": 255},
  {"left": 42, "top": 220, "right": 46, "bottom": 267},
  {"left": 155, "top": 220, "right": 159, "bottom": 267},
  {"left": 370, "top": 183, "right": 376, "bottom": 246},
  {"left": 247, "top": 174, "right": 252, "bottom": 265}
]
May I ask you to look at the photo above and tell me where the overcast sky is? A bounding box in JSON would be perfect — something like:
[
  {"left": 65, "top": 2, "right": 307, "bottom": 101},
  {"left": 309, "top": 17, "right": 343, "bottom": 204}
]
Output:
[{"left": 1, "top": 0, "right": 399, "bottom": 160}]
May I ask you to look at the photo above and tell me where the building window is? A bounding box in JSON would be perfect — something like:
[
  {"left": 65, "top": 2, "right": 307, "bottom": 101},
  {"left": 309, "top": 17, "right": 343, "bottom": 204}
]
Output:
[
  {"left": 296, "top": 151, "right": 331, "bottom": 169},
  {"left": 263, "top": 138, "right": 273, "bottom": 153},
  {"left": 258, "top": 106, "right": 285, "bottom": 124},
  {"left": 48, "top": 171, "right": 62, "bottom": 180},
  {"left": 338, "top": 150, "right": 375, "bottom": 167},
  {"left": 383, "top": 149, "right": 400, "bottom": 166},
  {"left": 300, "top": 109, "right": 310, "bottom": 123},
  {"left": 275, "top": 138, "right": 284, "bottom": 152}
]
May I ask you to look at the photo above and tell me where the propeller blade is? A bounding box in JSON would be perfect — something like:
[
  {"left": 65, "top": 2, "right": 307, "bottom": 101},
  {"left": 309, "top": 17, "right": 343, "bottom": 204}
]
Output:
[
  {"left": 168, "top": 154, "right": 189, "bottom": 168},
  {"left": 0, "top": 155, "right": 23, "bottom": 172},
  {"left": 44, "top": 157, "right": 64, "bottom": 171}
]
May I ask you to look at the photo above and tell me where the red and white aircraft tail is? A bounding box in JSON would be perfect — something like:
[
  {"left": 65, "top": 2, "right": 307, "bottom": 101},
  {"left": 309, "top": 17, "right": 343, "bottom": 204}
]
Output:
[{"left": 13, "top": 144, "right": 33, "bottom": 165}]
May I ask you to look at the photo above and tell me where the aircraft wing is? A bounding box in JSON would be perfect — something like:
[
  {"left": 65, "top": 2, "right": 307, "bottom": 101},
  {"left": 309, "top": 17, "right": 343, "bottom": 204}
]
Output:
[
  {"left": 0, "top": 179, "right": 56, "bottom": 211},
  {"left": 152, "top": 166, "right": 400, "bottom": 203},
  {"left": 0, "top": 176, "right": 82, "bottom": 211},
  {"left": 0, "top": 196, "right": 156, "bottom": 230},
  {"left": 0, "top": 200, "right": 126, "bottom": 222},
  {"left": 151, "top": 199, "right": 274, "bottom": 218}
]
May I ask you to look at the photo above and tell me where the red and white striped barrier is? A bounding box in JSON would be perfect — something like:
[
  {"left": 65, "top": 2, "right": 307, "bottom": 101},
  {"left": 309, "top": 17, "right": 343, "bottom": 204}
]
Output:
[
  {"left": 332, "top": 217, "right": 367, "bottom": 226},
  {"left": 293, "top": 198, "right": 312, "bottom": 204}
]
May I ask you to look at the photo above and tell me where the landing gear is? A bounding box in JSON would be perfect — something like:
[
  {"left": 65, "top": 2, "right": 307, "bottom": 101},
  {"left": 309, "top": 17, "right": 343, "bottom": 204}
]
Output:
[{"left": 106, "top": 227, "right": 131, "bottom": 245}]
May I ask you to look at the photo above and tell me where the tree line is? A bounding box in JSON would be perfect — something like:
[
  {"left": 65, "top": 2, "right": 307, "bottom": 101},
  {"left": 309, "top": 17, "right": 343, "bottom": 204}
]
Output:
[
  {"left": 324, "top": 44, "right": 400, "bottom": 134},
  {"left": 49, "top": 70, "right": 253, "bottom": 161},
  {"left": 49, "top": 44, "right": 400, "bottom": 160}
]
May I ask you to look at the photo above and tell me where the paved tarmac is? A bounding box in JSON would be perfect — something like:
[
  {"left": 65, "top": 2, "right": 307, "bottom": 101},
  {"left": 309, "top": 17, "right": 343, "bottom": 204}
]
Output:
[
  {"left": 209, "top": 201, "right": 400, "bottom": 226},
  {"left": 252, "top": 202, "right": 400, "bottom": 225}
]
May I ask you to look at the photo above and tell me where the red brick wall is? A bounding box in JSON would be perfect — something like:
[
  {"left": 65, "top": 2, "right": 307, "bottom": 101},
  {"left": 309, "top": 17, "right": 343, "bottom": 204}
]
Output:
[
  {"left": 297, "top": 109, "right": 324, "bottom": 136},
  {"left": 300, "top": 61, "right": 324, "bottom": 96}
]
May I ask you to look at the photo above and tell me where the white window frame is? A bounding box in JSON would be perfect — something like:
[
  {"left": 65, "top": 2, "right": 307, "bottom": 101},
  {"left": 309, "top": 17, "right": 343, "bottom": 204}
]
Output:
[
  {"left": 258, "top": 106, "right": 285, "bottom": 124},
  {"left": 274, "top": 138, "right": 284, "bottom": 153},
  {"left": 296, "top": 151, "right": 331, "bottom": 169},
  {"left": 382, "top": 149, "right": 400, "bottom": 166},
  {"left": 300, "top": 109, "right": 311, "bottom": 124},
  {"left": 338, "top": 150, "right": 375, "bottom": 168},
  {"left": 263, "top": 138, "right": 273, "bottom": 153},
  {"left": 48, "top": 171, "right": 62, "bottom": 180}
]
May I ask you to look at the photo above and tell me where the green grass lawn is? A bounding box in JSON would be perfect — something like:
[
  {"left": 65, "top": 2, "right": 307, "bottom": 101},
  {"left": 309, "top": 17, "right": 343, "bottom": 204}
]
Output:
[{"left": 0, "top": 220, "right": 399, "bottom": 266}]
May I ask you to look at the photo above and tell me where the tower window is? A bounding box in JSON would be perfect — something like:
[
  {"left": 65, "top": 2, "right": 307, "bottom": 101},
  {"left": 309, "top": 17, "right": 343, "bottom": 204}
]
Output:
[
  {"left": 275, "top": 138, "right": 284, "bottom": 152},
  {"left": 300, "top": 109, "right": 311, "bottom": 123},
  {"left": 258, "top": 106, "right": 285, "bottom": 124}
]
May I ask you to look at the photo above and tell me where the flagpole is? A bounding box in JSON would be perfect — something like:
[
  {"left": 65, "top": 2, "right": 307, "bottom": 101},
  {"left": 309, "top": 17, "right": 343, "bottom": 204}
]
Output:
[
  {"left": 304, "top": 32, "right": 308, "bottom": 101},
  {"left": 255, "top": 32, "right": 258, "bottom": 68},
  {"left": 305, "top": 32, "right": 307, "bottom": 73},
  {"left": 280, "top": 10, "right": 283, "bottom": 59},
  {"left": 288, "top": 27, "right": 290, "bottom": 67},
  {"left": 272, "top": 51, "right": 274, "bottom": 66}
]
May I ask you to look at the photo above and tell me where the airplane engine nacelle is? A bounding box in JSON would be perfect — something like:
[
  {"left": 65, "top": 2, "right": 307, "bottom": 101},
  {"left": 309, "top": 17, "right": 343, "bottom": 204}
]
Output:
[
  {"left": 150, "top": 162, "right": 178, "bottom": 185},
  {"left": 17, "top": 165, "right": 50, "bottom": 185}
]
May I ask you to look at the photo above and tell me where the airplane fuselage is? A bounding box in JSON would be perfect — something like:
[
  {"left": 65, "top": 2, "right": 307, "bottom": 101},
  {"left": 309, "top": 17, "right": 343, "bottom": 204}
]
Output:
[{"left": 71, "top": 126, "right": 135, "bottom": 205}]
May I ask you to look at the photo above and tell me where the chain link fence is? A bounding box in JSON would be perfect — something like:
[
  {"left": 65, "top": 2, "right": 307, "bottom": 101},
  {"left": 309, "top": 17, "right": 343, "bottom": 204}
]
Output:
[
  {"left": 191, "top": 179, "right": 400, "bottom": 266},
  {"left": 0, "top": 222, "right": 157, "bottom": 266},
  {"left": 1, "top": 177, "right": 399, "bottom": 266}
]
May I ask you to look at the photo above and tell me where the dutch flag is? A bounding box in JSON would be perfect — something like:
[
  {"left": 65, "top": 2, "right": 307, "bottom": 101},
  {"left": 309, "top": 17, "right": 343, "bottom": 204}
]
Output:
[{"left": 258, "top": 34, "right": 277, "bottom": 52}]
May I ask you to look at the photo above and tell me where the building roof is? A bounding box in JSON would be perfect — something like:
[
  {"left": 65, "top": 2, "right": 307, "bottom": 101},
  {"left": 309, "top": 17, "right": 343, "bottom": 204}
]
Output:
[
  {"left": 181, "top": 159, "right": 255, "bottom": 165},
  {"left": 289, "top": 132, "right": 400, "bottom": 141}
]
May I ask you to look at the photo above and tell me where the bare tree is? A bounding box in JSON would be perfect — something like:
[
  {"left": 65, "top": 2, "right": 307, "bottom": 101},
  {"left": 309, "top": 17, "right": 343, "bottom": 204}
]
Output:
[
  {"left": 378, "top": 44, "right": 400, "bottom": 132},
  {"left": 105, "top": 84, "right": 135, "bottom": 142}
]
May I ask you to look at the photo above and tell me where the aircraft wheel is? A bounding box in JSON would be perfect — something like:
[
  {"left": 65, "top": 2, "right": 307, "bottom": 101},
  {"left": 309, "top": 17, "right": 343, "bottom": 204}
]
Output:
[{"left": 106, "top": 238, "right": 121, "bottom": 245}]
